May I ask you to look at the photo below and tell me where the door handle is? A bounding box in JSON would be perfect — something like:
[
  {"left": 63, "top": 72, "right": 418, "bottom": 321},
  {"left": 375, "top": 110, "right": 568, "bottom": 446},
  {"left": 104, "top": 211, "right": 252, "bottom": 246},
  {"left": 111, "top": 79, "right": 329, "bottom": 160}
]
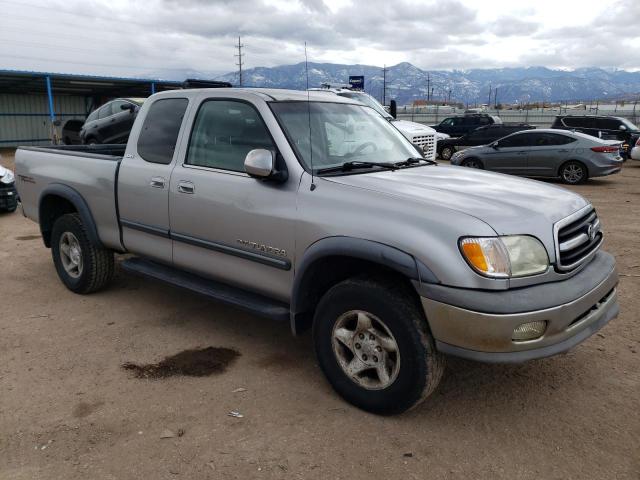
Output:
[
  {"left": 150, "top": 176, "right": 166, "bottom": 189},
  {"left": 178, "top": 181, "right": 195, "bottom": 194}
]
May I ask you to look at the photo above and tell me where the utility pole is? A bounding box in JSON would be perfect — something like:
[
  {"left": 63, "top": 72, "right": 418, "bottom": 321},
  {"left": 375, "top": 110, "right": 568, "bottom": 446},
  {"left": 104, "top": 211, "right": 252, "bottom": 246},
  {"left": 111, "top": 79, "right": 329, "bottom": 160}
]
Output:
[
  {"left": 447, "top": 88, "right": 451, "bottom": 104},
  {"left": 488, "top": 84, "right": 492, "bottom": 107},
  {"left": 431, "top": 87, "right": 434, "bottom": 104},
  {"left": 382, "top": 65, "right": 387, "bottom": 106},
  {"left": 235, "top": 36, "right": 244, "bottom": 87},
  {"left": 426, "top": 73, "right": 430, "bottom": 102},
  {"left": 494, "top": 87, "right": 498, "bottom": 108}
]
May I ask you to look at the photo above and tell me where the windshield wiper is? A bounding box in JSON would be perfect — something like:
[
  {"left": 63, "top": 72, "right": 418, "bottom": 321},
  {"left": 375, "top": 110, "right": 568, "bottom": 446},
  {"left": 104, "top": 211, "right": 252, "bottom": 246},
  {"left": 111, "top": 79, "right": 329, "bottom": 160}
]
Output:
[
  {"left": 394, "top": 157, "right": 438, "bottom": 167},
  {"left": 316, "top": 161, "right": 398, "bottom": 175}
]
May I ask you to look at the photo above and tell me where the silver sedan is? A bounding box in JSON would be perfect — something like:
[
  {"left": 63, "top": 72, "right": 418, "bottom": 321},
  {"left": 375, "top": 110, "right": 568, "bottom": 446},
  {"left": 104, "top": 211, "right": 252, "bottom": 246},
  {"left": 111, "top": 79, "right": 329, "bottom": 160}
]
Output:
[{"left": 450, "top": 129, "right": 623, "bottom": 184}]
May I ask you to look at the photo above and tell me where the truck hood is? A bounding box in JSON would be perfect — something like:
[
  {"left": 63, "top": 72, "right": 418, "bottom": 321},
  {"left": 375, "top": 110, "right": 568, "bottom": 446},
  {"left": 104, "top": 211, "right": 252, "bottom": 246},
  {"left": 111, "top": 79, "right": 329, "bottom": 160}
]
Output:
[
  {"left": 392, "top": 119, "right": 436, "bottom": 135},
  {"left": 326, "top": 165, "right": 588, "bottom": 235}
]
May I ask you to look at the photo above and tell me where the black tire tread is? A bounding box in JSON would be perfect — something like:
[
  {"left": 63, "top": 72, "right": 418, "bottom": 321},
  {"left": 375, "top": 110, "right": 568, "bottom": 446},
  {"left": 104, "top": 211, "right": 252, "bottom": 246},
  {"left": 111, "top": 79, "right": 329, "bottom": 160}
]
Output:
[
  {"left": 52, "top": 213, "right": 114, "bottom": 294},
  {"left": 313, "top": 275, "right": 445, "bottom": 414}
]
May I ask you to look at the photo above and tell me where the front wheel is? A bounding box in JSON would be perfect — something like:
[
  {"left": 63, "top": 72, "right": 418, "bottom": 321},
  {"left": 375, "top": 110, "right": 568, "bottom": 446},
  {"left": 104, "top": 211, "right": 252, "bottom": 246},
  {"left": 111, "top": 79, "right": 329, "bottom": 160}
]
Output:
[
  {"left": 560, "top": 161, "right": 587, "bottom": 184},
  {"left": 313, "top": 277, "right": 445, "bottom": 415},
  {"left": 440, "top": 146, "right": 455, "bottom": 160},
  {"left": 51, "top": 213, "right": 114, "bottom": 294},
  {"left": 461, "top": 158, "right": 483, "bottom": 169}
]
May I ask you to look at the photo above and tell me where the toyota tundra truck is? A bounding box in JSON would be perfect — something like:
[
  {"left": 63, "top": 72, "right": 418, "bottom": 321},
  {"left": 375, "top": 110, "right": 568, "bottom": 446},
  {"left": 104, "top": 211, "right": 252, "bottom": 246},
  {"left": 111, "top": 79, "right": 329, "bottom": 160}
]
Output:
[{"left": 15, "top": 88, "right": 619, "bottom": 414}]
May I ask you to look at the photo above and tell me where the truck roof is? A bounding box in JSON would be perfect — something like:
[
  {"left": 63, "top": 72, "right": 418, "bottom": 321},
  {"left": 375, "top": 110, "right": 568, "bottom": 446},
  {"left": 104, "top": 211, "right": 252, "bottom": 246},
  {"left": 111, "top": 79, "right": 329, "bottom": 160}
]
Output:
[{"left": 152, "top": 87, "right": 359, "bottom": 104}]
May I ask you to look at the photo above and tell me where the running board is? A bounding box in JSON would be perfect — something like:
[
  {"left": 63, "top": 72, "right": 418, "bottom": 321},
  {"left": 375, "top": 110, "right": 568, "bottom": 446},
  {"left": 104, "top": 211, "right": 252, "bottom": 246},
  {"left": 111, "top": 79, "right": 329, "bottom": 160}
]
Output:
[{"left": 120, "top": 257, "right": 290, "bottom": 322}]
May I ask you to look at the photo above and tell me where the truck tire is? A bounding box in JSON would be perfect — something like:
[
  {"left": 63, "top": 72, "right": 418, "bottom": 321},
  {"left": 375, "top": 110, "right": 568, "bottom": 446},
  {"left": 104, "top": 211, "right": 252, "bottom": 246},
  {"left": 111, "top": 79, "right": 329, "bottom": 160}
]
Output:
[
  {"left": 312, "top": 277, "right": 445, "bottom": 415},
  {"left": 560, "top": 161, "right": 587, "bottom": 185},
  {"left": 440, "top": 146, "right": 455, "bottom": 160},
  {"left": 51, "top": 213, "right": 114, "bottom": 294}
]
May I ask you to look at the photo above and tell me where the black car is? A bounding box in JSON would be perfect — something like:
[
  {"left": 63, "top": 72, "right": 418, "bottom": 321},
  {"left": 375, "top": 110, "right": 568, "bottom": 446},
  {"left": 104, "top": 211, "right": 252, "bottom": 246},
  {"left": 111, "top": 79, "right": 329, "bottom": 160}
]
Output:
[
  {"left": 61, "top": 119, "right": 84, "bottom": 145},
  {"left": 551, "top": 115, "right": 640, "bottom": 158},
  {"left": 0, "top": 164, "right": 18, "bottom": 213},
  {"left": 80, "top": 98, "right": 145, "bottom": 145},
  {"left": 431, "top": 113, "right": 502, "bottom": 137},
  {"left": 437, "top": 123, "right": 534, "bottom": 160}
]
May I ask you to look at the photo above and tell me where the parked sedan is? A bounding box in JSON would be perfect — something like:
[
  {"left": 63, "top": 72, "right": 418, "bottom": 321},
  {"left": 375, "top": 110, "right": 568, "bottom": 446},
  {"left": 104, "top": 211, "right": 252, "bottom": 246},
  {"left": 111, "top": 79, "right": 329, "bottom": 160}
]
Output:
[
  {"left": 80, "top": 98, "right": 145, "bottom": 145},
  {"left": 437, "top": 123, "right": 534, "bottom": 160},
  {"left": 450, "top": 129, "right": 623, "bottom": 184}
]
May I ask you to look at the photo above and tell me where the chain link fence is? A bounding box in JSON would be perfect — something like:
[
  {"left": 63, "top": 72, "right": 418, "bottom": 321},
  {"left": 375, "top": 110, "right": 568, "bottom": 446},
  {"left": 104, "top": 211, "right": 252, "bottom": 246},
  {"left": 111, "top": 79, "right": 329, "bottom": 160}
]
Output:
[{"left": 397, "top": 105, "right": 640, "bottom": 128}]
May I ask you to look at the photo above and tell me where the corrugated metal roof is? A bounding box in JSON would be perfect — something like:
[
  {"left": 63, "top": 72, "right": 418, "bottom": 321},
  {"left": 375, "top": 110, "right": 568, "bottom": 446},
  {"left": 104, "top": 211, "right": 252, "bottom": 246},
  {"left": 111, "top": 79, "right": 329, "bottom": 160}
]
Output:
[{"left": 0, "top": 69, "right": 183, "bottom": 96}]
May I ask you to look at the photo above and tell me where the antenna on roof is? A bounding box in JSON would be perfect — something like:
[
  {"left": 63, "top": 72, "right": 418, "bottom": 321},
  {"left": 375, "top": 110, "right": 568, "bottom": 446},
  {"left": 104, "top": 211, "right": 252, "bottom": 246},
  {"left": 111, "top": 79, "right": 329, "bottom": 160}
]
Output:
[{"left": 305, "top": 42, "right": 316, "bottom": 191}]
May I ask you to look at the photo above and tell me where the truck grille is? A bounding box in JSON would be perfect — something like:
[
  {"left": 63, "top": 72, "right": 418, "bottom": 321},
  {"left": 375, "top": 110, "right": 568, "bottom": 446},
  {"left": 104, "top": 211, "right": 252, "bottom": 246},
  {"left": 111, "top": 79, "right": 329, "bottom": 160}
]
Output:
[
  {"left": 554, "top": 207, "right": 603, "bottom": 271},
  {"left": 413, "top": 134, "right": 436, "bottom": 161}
]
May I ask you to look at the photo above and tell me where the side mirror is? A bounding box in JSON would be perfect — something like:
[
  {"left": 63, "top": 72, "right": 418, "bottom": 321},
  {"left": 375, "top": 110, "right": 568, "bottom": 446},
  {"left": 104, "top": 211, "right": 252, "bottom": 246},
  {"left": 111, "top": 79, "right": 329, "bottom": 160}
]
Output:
[
  {"left": 390, "top": 99, "right": 397, "bottom": 119},
  {"left": 245, "top": 149, "right": 274, "bottom": 178},
  {"left": 244, "top": 149, "right": 287, "bottom": 182},
  {"left": 491, "top": 142, "right": 499, "bottom": 149},
  {"left": 619, "top": 124, "right": 627, "bottom": 131},
  {"left": 121, "top": 104, "right": 135, "bottom": 113},
  {"left": 412, "top": 143, "right": 425, "bottom": 157}
]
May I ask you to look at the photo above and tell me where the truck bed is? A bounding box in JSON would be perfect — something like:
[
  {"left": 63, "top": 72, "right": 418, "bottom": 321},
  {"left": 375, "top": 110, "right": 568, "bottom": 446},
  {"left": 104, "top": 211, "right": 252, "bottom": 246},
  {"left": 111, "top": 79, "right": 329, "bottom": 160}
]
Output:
[{"left": 15, "top": 144, "right": 125, "bottom": 250}]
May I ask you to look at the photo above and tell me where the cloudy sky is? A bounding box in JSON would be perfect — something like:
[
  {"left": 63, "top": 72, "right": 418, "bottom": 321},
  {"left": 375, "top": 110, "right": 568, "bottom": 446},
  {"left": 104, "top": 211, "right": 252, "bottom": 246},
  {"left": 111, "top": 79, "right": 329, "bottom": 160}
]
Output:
[{"left": 1, "top": 0, "right": 639, "bottom": 79}]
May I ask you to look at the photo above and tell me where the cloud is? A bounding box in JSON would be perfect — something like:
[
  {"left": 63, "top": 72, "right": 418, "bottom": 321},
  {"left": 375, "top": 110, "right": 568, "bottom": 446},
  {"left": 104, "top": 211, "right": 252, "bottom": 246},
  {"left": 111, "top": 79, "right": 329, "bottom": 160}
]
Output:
[{"left": 0, "top": 0, "right": 638, "bottom": 78}]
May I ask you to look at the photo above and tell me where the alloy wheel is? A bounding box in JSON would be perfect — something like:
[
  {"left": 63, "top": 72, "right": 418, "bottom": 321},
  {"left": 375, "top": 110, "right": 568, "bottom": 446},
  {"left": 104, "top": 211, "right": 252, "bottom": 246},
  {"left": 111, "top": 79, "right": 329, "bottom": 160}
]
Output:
[{"left": 331, "top": 310, "right": 401, "bottom": 390}]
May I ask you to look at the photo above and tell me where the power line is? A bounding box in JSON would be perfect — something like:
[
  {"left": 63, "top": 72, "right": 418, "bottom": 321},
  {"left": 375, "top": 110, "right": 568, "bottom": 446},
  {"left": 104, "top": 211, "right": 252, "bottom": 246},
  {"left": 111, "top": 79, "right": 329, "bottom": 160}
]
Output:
[{"left": 235, "top": 36, "right": 244, "bottom": 87}]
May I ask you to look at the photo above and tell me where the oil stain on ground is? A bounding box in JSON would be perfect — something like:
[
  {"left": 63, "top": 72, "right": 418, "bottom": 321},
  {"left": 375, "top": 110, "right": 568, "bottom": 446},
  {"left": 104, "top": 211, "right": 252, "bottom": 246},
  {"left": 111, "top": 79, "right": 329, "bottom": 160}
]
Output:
[
  {"left": 122, "top": 347, "right": 240, "bottom": 379},
  {"left": 15, "top": 235, "right": 41, "bottom": 241}
]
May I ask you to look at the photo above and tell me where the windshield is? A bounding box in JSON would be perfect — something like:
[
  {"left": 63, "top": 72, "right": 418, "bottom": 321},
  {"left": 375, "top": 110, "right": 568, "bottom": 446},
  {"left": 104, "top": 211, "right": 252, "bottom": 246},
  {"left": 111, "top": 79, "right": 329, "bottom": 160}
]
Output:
[
  {"left": 621, "top": 118, "right": 639, "bottom": 131},
  {"left": 270, "top": 102, "right": 419, "bottom": 173},
  {"left": 336, "top": 92, "right": 392, "bottom": 119}
]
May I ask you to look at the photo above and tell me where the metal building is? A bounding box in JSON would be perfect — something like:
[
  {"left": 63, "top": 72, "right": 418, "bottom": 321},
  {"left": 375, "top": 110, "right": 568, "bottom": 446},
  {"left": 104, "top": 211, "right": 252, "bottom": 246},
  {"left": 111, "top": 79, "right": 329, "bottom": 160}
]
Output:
[{"left": 0, "top": 70, "right": 183, "bottom": 147}]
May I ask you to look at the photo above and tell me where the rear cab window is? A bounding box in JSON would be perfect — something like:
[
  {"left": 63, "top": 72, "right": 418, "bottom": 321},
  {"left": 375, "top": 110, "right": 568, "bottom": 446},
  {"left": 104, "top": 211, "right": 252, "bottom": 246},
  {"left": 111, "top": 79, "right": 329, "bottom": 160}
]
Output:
[{"left": 137, "top": 98, "right": 189, "bottom": 164}]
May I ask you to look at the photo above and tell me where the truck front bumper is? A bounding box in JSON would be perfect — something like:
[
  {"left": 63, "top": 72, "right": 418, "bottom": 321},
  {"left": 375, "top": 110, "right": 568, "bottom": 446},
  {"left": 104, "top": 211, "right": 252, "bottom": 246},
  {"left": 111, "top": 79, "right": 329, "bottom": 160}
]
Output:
[{"left": 417, "top": 251, "right": 619, "bottom": 363}]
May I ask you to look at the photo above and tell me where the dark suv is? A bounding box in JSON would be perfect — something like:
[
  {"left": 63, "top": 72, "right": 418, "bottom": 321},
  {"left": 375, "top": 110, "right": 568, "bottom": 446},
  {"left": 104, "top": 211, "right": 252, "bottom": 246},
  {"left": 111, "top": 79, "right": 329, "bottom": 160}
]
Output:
[
  {"left": 80, "top": 98, "right": 145, "bottom": 145},
  {"left": 431, "top": 114, "right": 502, "bottom": 137},
  {"left": 437, "top": 123, "right": 534, "bottom": 160},
  {"left": 551, "top": 115, "right": 640, "bottom": 158}
]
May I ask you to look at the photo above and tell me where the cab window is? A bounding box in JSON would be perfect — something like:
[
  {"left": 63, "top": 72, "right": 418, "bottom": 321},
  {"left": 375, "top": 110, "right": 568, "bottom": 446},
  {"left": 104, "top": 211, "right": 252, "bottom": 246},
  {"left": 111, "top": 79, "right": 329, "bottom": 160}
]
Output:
[
  {"left": 137, "top": 98, "right": 188, "bottom": 165},
  {"left": 186, "top": 100, "right": 275, "bottom": 172}
]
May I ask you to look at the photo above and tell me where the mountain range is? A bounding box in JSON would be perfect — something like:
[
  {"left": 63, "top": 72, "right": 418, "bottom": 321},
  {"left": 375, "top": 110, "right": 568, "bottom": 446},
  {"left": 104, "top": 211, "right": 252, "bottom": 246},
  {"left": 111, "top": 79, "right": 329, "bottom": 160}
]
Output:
[{"left": 181, "top": 62, "right": 640, "bottom": 106}]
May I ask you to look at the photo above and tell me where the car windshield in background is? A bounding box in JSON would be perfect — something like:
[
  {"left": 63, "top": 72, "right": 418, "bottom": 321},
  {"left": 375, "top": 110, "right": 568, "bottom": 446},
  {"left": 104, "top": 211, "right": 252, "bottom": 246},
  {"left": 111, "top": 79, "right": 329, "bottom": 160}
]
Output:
[
  {"left": 270, "top": 102, "right": 418, "bottom": 174},
  {"left": 337, "top": 92, "right": 391, "bottom": 118},
  {"left": 622, "top": 118, "right": 639, "bottom": 131}
]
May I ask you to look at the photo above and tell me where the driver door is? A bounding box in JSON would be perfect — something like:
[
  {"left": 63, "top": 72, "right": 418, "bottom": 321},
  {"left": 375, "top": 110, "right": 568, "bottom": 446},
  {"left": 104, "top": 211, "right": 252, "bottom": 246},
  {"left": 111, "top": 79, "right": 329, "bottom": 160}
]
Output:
[
  {"left": 169, "top": 98, "right": 296, "bottom": 301},
  {"left": 482, "top": 132, "right": 530, "bottom": 173}
]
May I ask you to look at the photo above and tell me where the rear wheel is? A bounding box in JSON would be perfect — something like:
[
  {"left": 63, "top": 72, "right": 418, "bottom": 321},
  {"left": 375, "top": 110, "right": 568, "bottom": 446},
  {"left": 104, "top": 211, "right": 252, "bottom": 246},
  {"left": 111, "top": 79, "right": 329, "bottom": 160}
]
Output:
[
  {"left": 86, "top": 137, "right": 98, "bottom": 145},
  {"left": 461, "top": 158, "right": 483, "bottom": 169},
  {"left": 51, "top": 213, "right": 114, "bottom": 293},
  {"left": 560, "top": 161, "right": 587, "bottom": 184},
  {"left": 313, "top": 277, "right": 445, "bottom": 415},
  {"left": 440, "top": 146, "right": 455, "bottom": 160}
]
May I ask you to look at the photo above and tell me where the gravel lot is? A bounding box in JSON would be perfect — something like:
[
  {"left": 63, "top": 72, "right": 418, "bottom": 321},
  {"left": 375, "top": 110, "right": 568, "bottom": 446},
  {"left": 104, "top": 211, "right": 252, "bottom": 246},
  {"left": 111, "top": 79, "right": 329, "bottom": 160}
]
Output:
[{"left": 1, "top": 148, "right": 639, "bottom": 479}]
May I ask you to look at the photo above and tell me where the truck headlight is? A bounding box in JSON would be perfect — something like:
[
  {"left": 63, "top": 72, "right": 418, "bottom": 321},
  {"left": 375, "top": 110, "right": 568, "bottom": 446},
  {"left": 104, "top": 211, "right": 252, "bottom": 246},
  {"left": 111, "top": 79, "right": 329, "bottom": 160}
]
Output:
[
  {"left": 459, "top": 236, "right": 549, "bottom": 278},
  {"left": 0, "top": 169, "right": 14, "bottom": 184}
]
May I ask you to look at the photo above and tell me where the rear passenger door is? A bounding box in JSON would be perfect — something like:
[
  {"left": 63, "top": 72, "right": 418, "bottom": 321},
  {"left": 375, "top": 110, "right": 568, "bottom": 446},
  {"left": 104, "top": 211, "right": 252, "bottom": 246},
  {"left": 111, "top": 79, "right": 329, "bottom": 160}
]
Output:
[
  {"left": 525, "top": 133, "right": 575, "bottom": 176},
  {"left": 118, "top": 97, "right": 190, "bottom": 264}
]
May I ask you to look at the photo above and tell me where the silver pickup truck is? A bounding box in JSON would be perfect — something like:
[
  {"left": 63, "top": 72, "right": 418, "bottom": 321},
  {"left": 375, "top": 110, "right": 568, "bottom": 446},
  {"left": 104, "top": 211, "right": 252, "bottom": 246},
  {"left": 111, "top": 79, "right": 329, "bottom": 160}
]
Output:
[{"left": 15, "top": 89, "right": 619, "bottom": 414}]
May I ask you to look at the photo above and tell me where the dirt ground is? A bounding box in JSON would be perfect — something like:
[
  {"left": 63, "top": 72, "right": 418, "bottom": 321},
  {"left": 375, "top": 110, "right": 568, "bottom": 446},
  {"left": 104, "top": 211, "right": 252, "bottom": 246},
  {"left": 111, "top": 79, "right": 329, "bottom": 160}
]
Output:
[{"left": 1, "top": 148, "right": 639, "bottom": 479}]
